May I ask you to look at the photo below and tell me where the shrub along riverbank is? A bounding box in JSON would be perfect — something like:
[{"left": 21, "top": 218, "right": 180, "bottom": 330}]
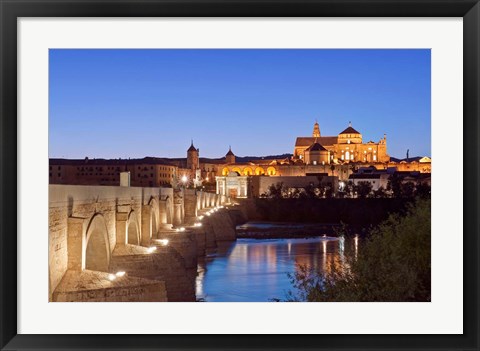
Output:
[{"left": 286, "top": 198, "right": 431, "bottom": 302}]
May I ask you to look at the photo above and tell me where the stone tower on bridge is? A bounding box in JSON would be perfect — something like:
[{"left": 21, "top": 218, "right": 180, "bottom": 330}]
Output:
[{"left": 187, "top": 140, "right": 199, "bottom": 171}]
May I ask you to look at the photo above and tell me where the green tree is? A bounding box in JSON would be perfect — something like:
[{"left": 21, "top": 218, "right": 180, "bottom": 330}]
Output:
[
  {"left": 355, "top": 181, "right": 373, "bottom": 199},
  {"left": 415, "top": 182, "right": 431, "bottom": 199},
  {"left": 300, "top": 183, "right": 317, "bottom": 199},
  {"left": 263, "top": 182, "right": 285, "bottom": 199},
  {"left": 287, "top": 199, "right": 431, "bottom": 302},
  {"left": 343, "top": 181, "right": 355, "bottom": 198},
  {"left": 401, "top": 181, "right": 415, "bottom": 198},
  {"left": 324, "top": 182, "right": 334, "bottom": 199},
  {"left": 387, "top": 173, "right": 403, "bottom": 198},
  {"left": 372, "top": 185, "right": 387, "bottom": 198}
]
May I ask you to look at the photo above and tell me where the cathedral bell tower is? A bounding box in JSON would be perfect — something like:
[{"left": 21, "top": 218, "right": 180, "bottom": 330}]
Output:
[
  {"left": 187, "top": 140, "right": 199, "bottom": 170},
  {"left": 312, "top": 120, "right": 321, "bottom": 137},
  {"left": 225, "top": 146, "right": 235, "bottom": 164}
]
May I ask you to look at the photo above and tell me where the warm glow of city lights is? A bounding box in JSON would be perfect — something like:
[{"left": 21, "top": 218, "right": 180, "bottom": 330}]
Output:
[
  {"left": 194, "top": 222, "right": 202, "bottom": 227},
  {"left": 181, "top": 175, "right": 188, "bottom": 183},
  {"left": 108, "top": 274, "right": 116, "bottom": 281},
  {"left": 147, "top": 246, "right": 157, "bottom": 253},
  {"left": 180, "top": 227, "right": 186, "bottom": 232},
  {"left": 115, "top": 271, "right": 126, "bottom": 277},
  {"left": 198, "top": 215, "right": 204, "bottom": 220}
]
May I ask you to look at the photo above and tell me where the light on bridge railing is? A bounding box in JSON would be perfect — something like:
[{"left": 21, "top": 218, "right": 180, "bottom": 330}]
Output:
[
  {"left": 156, "top": 239, "right": 169, "bottom": 246},
  {"left": 147, "top": 246, "right": 157, "bottom": 253},
  {"left": 194, "top": 223, "right": 202, "bottom": 227},
  {"left": 115, "top": 271, "right": 126, "bottom": 277},
  {"left": 108, "top": 274, "right": 117, "bottom": 281}
]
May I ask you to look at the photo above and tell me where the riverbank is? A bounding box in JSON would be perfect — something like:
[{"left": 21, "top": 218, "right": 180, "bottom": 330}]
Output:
[
  {"left": 242, "top": 198, "right": 413, "bottom": 228},
  {"left": 236, "top": 221, "right": 341, "bottom": 239}
]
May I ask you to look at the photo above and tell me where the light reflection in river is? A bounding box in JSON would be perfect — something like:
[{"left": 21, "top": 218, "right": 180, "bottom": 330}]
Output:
[{"left": 196, "top": 236, "right": 358, "bottom": 302}]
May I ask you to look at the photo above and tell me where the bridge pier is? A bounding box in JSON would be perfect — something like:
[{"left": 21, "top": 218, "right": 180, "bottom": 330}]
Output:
[
  {"left": 116, "top": 212, "right": 129, "bottom": 246},
  {"left": 201, "top": 191, "right": 206, "bottom": 209},
  {"left": 158, "top": 197, "right": 172, "bottom": 230},
  {"left": 66, "top": 217, "right": 86, "bottom": 271},
  {"left": 141, "top": 205, "right": 152, "bottom": 246},
  {"left": 173, "top": 189, "right": 184, "bottom": 227},
  {"left": 184, "top": 189, "right": 198, "bottom": 224}
]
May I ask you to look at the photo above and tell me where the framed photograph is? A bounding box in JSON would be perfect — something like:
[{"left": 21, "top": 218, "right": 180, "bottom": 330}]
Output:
[{"left": 1, "top": 0, "right": 478, "bottom": 350}]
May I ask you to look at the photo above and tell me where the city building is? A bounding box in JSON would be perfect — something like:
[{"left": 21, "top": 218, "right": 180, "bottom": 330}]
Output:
[{"left": 49, "top": 120, "right": 431, "bottom": 198}]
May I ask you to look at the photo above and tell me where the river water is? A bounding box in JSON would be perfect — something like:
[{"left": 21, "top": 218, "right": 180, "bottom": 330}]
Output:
[{"left": 196, "top": 224, "right": 359, "bottom": 302}]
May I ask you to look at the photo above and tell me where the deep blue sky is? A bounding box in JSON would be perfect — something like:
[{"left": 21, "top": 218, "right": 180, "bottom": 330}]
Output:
[{"left": 49, "top": 49, "right": 431, "bottom": 159}]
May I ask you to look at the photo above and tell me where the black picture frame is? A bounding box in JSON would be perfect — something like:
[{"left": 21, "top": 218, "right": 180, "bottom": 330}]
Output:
[{"left": 1, "top": 1, "right": 479, "bottom": 350}]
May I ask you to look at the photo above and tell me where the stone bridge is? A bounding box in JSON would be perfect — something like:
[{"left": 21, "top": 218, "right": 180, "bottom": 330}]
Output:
[{"left": 49, "top": 184, "right": 242, "bottom": 302}]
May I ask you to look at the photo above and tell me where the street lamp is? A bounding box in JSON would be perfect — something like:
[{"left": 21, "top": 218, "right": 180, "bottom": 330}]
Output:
[{"left": 181, "top": 175, "right": 188, "bottom": 186}]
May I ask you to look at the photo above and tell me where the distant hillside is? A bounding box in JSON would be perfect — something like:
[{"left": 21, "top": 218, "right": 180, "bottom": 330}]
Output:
[
  {"left": 390, "top": 156, "right": 430, "bottom": 163},
  {"left": 236, "top": 153, "right": 293, "bottom": 163},
  {"left": 197, "top": 153, "right": 293, "bottom": 164}
]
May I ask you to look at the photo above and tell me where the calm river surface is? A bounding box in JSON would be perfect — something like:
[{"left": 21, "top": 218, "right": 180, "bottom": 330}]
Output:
[{"left": 196, "top": 224, "right": 359, "bottom": 302}]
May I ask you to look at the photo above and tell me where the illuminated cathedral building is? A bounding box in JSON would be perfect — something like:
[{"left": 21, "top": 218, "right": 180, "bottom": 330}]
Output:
[
  {"left": 215, "top": 121, "right": 429, "bottom": 198},
  {"left": 293, "top": 121, "right": 389, "bottom": 164}
]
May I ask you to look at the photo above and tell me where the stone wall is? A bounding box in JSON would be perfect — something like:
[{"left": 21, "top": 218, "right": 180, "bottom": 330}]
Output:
[
  {"left": 208, "top": 211, "right": 237, "bottom": 241},
  {"left": 52, "top": 270, "right": 167, "bottom": 302},
  {"left": 109, "top": 245, "right": 195, "bottom": 302}
]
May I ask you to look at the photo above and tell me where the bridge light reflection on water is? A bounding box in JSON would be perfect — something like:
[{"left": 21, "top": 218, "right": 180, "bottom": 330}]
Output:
[{"left": 196, "top": 234, "right": 358, "bottom": 302}]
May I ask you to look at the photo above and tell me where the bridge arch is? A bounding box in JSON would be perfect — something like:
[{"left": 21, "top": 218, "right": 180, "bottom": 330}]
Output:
[
  {"left": 267, "top": 166, "right": 277, "bottom": 176},
  {"left": 127, "top": 210, "right": 141, "bottom": 245},
  {"left": 148, "top": 197, "right": 160, "bottom": 238},
  {"left": 255, "top": 167, "right": 265, "bottom": 175},
  {"left": 243, "top": 167, "right": 253, "bottom": 176},
  {"left": 85, "top": 213, "right": 110, "bottom": 272},
  {"left": 231, "top": 167, "right": 241, "bottom": 175}
]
